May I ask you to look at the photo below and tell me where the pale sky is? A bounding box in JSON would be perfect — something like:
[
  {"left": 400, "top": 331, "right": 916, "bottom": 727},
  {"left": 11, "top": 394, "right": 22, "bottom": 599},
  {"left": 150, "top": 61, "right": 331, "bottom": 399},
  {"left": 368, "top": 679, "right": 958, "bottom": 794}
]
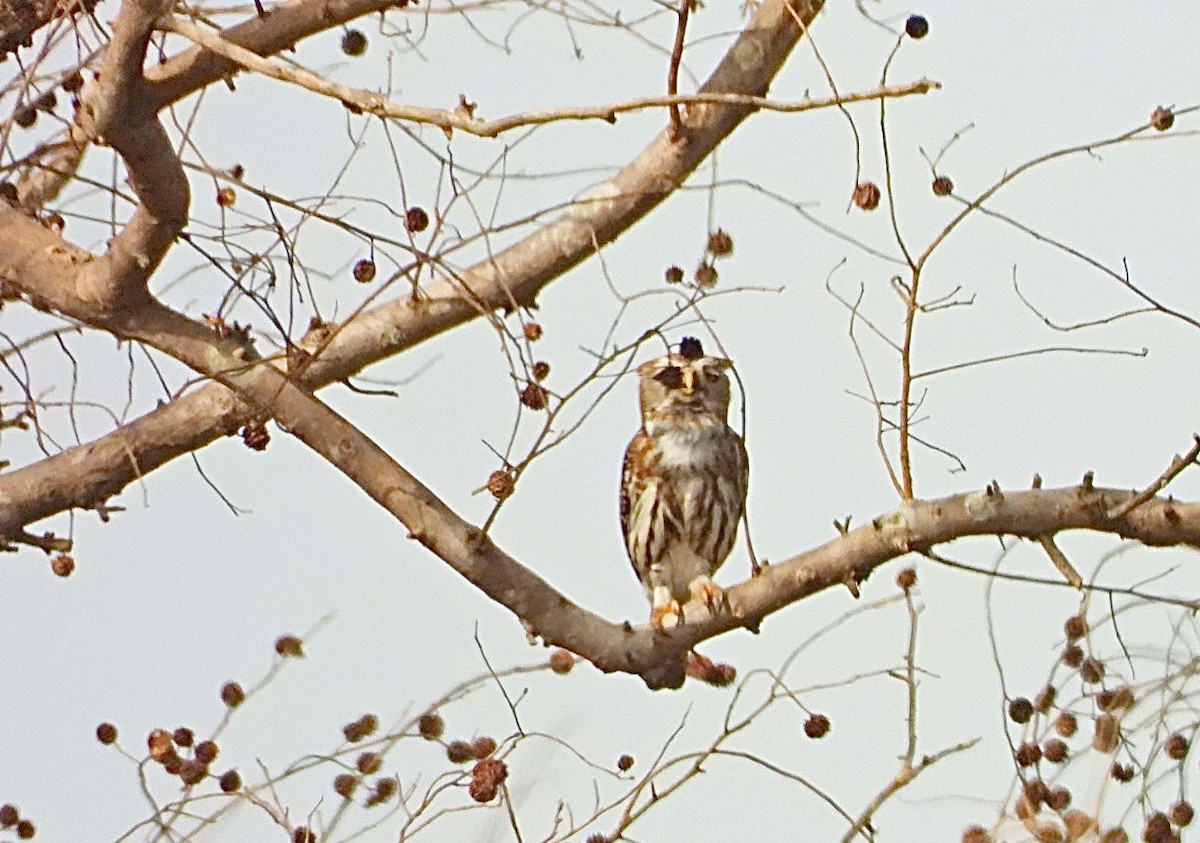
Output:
[{"left": 2, "top": 2, "right": 1199, "bottom": 841}]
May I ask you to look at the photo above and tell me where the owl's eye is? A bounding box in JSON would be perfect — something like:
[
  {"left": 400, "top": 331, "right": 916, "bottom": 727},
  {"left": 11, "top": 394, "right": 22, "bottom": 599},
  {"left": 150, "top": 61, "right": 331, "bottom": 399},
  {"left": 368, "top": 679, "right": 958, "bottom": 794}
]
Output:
[{"left": 654, "top": 366, "right": 684, "bottom": 389}]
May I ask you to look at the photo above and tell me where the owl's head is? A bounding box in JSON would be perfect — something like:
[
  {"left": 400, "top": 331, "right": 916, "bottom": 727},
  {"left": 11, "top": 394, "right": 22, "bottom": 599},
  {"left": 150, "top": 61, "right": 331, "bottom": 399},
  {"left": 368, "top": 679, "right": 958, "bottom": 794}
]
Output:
[{"left": 637, "top": 336, "right": 734, "bottom": 422}]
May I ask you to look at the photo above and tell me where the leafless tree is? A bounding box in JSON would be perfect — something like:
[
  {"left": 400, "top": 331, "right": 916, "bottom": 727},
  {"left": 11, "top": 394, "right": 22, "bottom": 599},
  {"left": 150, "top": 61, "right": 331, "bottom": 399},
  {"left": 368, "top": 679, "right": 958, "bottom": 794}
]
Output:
[{"left": 2, "top": 0, "right": 1198, "bottom": 840}]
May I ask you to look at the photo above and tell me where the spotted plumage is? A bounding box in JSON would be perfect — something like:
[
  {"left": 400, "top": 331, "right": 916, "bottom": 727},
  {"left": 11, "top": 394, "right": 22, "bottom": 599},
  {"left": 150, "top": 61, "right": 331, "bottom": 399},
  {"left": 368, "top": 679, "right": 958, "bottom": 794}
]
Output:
[{"left": 620, "top": 337, "right": 749, "bottom": 628}]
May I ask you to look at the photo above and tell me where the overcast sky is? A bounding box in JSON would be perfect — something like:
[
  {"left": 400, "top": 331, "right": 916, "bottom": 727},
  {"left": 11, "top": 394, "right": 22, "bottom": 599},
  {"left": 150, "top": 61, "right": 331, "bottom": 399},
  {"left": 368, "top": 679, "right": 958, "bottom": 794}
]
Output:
[{"left": 2, "top": 2, "right": 1199, "bottom": 841}]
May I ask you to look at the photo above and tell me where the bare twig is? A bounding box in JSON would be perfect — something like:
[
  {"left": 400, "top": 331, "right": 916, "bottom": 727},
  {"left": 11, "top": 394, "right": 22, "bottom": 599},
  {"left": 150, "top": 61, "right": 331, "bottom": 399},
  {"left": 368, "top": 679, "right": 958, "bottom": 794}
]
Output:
[
  {"left": 1109, "top": 434, "right": 1200, "bottom": 519},
  {"left": 1035, "top": 533, "right": 1084, "bottom": 588},
  {"left": 161, "top": 15, "right": 938, "bottom": 138}
]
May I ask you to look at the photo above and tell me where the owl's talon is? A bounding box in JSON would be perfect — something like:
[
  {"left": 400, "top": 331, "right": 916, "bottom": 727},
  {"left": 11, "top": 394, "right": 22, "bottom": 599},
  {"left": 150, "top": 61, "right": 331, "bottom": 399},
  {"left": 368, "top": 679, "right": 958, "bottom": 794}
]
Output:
[
  {"left": 651, "top": 601, "right": 683, "bottom": 630},
  {"left": 689, "top": 575, "right": 727, "bottom": 617}
]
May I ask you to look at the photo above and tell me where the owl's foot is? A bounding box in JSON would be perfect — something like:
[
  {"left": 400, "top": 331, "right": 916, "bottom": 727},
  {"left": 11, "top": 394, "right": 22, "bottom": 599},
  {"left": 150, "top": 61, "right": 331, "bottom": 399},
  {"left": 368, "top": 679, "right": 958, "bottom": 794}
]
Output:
[
  {"left": 650, "top": 600, "right": 684, "bottom": 630},
  {"left": 688, "top": 575, "right": 728, "bottom": 617}
]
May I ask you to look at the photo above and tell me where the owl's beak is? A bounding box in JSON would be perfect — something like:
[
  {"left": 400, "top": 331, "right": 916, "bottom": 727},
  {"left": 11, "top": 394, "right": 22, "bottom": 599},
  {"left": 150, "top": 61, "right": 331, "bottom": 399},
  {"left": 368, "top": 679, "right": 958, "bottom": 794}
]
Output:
[{"left": 680, "top": 368, "right": 697, "bottom": 395}]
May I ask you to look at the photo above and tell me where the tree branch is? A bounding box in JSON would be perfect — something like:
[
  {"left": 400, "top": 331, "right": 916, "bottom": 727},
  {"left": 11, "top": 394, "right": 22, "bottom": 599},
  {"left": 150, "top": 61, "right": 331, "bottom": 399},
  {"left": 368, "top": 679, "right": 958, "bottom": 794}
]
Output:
[{"left": 0, "top": 0, "right": 827, "bottom": 534}]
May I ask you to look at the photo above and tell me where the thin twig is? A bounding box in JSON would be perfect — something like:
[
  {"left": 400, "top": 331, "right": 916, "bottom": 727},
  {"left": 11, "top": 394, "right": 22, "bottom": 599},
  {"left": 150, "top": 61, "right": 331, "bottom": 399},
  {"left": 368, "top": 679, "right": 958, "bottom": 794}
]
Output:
[
  {"left": 1109, "top": 434, "right": 1200, "bottom": 518},
  {"left": 666, "top": 0, "right": 691, "bottom": 140}
]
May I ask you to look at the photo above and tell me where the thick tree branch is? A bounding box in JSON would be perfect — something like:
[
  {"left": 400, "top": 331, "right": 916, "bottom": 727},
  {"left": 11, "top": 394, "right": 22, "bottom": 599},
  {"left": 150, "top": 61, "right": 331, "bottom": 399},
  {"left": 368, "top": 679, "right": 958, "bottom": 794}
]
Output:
[
  {"left": 3, "top": 194, "right": 1199, "bottom": 689},
  {"left": 76, "top": 0, "right": 188, "bottom": 293},
  {"left": 144, "top": 0, "right": 409, "bottom": 108},
  {"left": 0, "top": 0, "right": 827, "bottom": 533}
]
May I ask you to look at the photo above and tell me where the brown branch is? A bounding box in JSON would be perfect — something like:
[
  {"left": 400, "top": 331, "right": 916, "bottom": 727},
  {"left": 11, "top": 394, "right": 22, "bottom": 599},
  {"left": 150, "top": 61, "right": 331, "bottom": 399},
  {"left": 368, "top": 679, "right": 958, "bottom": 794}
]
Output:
[
  {"left": 8, "top": 238, "right": 1200, "bottom": 690},
  {"left": 1109, "top": 434, "right": 1200, "bottom": 519},
  {"left": 160, "top": 12, "right": 935, "bottom": 138},
  {"left": 666, "top": 0, "right": 691, "bottom": 140},
  {"left": 144, "top": 0, "right": 413, "bottom": 109},
  {"left": 0, "top": 0, "right": 827, "bottom": 535},
  {"left": 73, "top": 0, "right": 189, "bottom": 299}
]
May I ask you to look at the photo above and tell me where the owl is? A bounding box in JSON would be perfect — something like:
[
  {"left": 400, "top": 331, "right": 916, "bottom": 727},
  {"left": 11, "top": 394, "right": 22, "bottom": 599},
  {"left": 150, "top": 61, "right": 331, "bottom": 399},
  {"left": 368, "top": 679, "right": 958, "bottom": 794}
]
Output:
[{"left": 620, "top": 336, "right": 749, "bottom": 629}]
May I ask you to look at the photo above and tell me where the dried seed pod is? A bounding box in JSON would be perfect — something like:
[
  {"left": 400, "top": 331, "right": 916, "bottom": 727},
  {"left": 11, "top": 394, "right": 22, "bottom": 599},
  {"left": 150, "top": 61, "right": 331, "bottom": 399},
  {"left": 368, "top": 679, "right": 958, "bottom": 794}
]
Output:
[
  {"left": 1079, "top": 657, "right": 1104, "bottom": 684},
  {"left": 706, "top": 228, "right": 733, "bottom": 257},
  {"left": 96, "top": 722, "right": 118, "bottom": 744},
  {"left": 896, "top": 567, "right": 917, "bottom": 590},
  {"left": 804, "top": 713, "right": 831, "bottom": 739},
  {"left": 1063, "top": 615, "right": 1087, "bottom": 640},
  {"left": 1109, "top": 685, "right": 1135, "bottom": 711},
  {"left": 520, "top": 382, "right": 549, "bottom": 410},
  {"left": 1054, "top": 713, "right": 1078, "bottom": 739},
  {"left": 961, "top": 825, "right": 992, "bottom": 843},
  {"left": 418, "top": 713, "right": 444, "bottom": 741},
  {"left": 220, "top": 682, "right": 245, "bottom": 708},
  {"left": 219, "top": 769, "right": 241, "bottom": 792},
  {"left": 216, "top": 187, "right": 236, "bottom": 207},
  {"left": 679, "top": 337, "right": 704, "bottom": 359},
  {"left": 486, "top": 470, "right": 514, "bottom": 500},
  {"left": 694, "top": 263, "right": 718, "bottom": 288},
  {"left": 405, "top": 206, "right": 429, "bottom": 232},
  {"left": 664, "top": 265, "right": 684, "bottom": 285},
  {"left": 1063, "top": 811, "right": 1095, "bottom": 840},
  {"left": 15, "top": 819, "right": 34, "bottom": 840},
  {"left": 1043, "top": 738, "right": 1068, "bottom": 763},
  {"left": 333, "top": 773, "right": 358, "bottom": 799},
  {"left": 14, "top": 106, "right": 37, "bottom": 128},
  {"left": 1143, "top": 812, "right": 1171, "bottom": 843},
  {"left": 1151, "top": 106, "right": 1175, "bottom": 132},
  {"left": 932, "top": 175, "right": 953, "bottom": 196},
  {"left": 179, "top": 759, "right": 207, "bottom": 785},
  {"left": 62, "top": 70, "right": 84, "bottom": 92},
  {"left": 1046, "top": 785, "right": 1071, "bottom": 811},
  {"left": 1008, "top": 697, "right": 1034, "bottom": 724},
  {"left": 905, "top": 14, "right": 929, "bottom": 38},
  {"left": 1061, "top": 644, "right": 1084, "bottom": 668},
  {"left": 468, "top": 758, "right": 508, "bottom": 803},
  {"left": 50, "top": 554, "right": 74, "bottom": 577},
  {"left": 1110, "top": 762, "right": 1134, "bottom": 782},
  {"left": 352, "top": 259, "right": 376, "bottom": 283},
  {"left": 532, "top": 361, "right": 551, "bottom": 382},
  {"left": 148, "top": 729, "right": 174, "bottom": 761},
  {"left": 1093, "top": 715, "right": 1120, "bottom": 753},
  {"left": 1015, "top": 741, "right": 1042, "bottom": 767},
  {"left": 341, "top": 29, "right": 367, "bottom": 56},
  {"left": 548, "top": 649, "right": 574, "bottom": 674},
  {"left": 616, "top": 754, "right": 634, "bottom": 772},
  {"left": 523, "top": 322, "right": 543, "bottom": 341},
  {"left": 173, "top": 727, "right": 194, "bottom": 747},
  {"left": 472, "top": 736, "right": 497, "bottom": 759},
  {"left": 241, "top": 420, "right": 270, "bottom": 451},
  {"left": 293, "top": 827, "right": 317, "bottom": 843},
  {"left": 343, "top": 714, "right": 378, "bottom": 742},
  {"left": 1171, "top": 801, "right": 1194, "bottom": 827},
  {"left": 0, "top": 805, "right": 17, "bottom": 828},
  {"left": 195, "top": 740, "right": 219, "bottom": 764},
  {"left": 275, "top": 634, "right": 304, "bottom": 658},
  {"left": 1035, "top": 685, "right": 1057, "bottom": 713},
  {"left": 1164, "top": 733, "right": 1189, "bottom": 760},
  {"left": 1099, "top": 829, "right": 1129, "bottom": 843},
  {"left": 367, "top": 777, "right": 397, "bottom": 806},
  {"left": 447, "top": 740, "right": 474, "bottom": 763},
  {"left": 1024, "top": 779, "right": 1051, "bottom": 809},
  {"left": 852, "top": 181, "right": 881, "bottom": 211},
  {"left": 357, "top": 752, "right": 381, "bottom": 774}
]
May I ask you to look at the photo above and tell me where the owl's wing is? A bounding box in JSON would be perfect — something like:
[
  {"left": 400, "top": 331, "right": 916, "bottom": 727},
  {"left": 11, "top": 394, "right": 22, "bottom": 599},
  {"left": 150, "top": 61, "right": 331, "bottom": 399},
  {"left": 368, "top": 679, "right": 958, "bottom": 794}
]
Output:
[
  {"left": 619, "top": 431, "right": 641, "bottom": 553},
  {"left": 620, "top": 429, "right": 651, "bottom": 585}
]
